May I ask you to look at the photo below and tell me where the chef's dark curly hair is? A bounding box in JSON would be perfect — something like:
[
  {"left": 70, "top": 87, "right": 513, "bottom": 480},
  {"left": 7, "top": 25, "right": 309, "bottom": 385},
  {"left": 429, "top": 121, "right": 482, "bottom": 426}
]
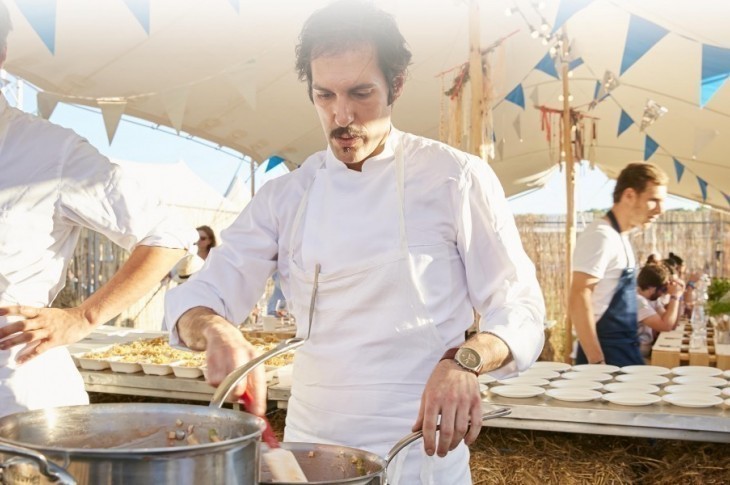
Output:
[
  {"left": 295, "top": 0, "right": 411, "bottom": 105},
  {"left": 0, "top": 1, "right": 12, "bottom": 52}
]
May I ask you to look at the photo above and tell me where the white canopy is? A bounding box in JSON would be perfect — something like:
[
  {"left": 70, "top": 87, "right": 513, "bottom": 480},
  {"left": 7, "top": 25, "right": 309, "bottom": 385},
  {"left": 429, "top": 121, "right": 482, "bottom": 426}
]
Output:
[{"left": 5, "top": 0, "right": 730, "bottom": 208}]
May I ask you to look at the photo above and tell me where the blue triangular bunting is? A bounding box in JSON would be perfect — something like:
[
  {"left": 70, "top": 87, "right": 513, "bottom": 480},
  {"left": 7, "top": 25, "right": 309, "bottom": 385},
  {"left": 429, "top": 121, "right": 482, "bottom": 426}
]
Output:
[
  {"left": 724, "top": 192, "right": 730, "bottom": 207},
  {"left": 535, "top": 53, "right": 559, "bottom": 79},
  {"left": 620, "top": 15, "right": 669, "bottom": 75},
  {"left": 697, "top": 177, "right": 708, "bottom": 201},
  {"left": 552, "top": 0, "right": 595, "bottom": 34},
  {"left": 265, "top": 156, "right": 285, "bottom": 172},
  {"left": 701, "top": 44, "right": 730, "bottom": 107},
  {"left": 593, "top": 80, "right": 601, "bottom": 100},
  {"left": 122, "top": 0, "right": 151, "bottom": 34},
  {"left": 505, "top": 84, "right": 525, "bottom": 109},
  {"left": 228, "top": 0, "right": 240, "bottom": 13},
  {"left": 644, "top": 136, "right": 658, "bottom": 160},
  {"left": 617, "top": 110, "right": 634, "bottom": 137},
  {"left": 568, "top": 57, "right": 584, "bottom": 71},
  {"left": 16, "top": 0, "right": 56, "bottom": 54},
  {"left": 673, "top": 158, "right": 685, "bottom": 182}
]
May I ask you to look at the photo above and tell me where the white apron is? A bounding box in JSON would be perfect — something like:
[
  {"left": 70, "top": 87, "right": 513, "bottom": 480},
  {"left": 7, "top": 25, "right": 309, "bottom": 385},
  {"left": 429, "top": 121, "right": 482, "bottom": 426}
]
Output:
[
  {"left": 283, "top": 136, "right": 471, "bottom": 485},
  {"left": 0, "top": 303, "right": 88, "bottom": 419}
]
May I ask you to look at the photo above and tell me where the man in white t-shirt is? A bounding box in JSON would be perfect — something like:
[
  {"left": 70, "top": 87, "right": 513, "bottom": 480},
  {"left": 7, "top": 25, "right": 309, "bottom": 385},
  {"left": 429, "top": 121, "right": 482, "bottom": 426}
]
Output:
[
  {"left": 569, "top": 162, "right": 668, "bottom": 366},
  {"left": 636, "top": 263, "right": 683, "bottom": 357}
]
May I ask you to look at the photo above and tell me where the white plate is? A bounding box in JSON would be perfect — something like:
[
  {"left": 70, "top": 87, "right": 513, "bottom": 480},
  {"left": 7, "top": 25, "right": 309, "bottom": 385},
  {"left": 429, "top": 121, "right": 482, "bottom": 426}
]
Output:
[
  {"left": 561, "top": 371, "right": 613, "bottom": 382},
  {"left": 546, "top": 388, "right": 602, "bottom": 402},
  {"left": 108, "top": 358, "right": 143, "bottom": 374},
  {"left": 603, "top": 392, "right": 661, "bottom": 406},
  {"left": 671, "top": 366, "right": 723, "bottom": 377},
  {"left": 662, "top": 394, "right": 723, "bottom": 408},
  {"left": 571, "top": 364, "right": 620, "bottom": 373},
  {"left": 529, "top": 361, "right": 572, "bottom": 372},
  {"left": 664, "top": 385, "right": 722, "bottom": 396},
  {"left": 619, "top": 365, "right": 671, "bottom": 375},
  {"left": 489, "top": 385, "right": 545, "bottom": 398},
  {"left": 76, "top": 356, "right": 111, "bottom": 371},
  {"left": 496, "top": 377, "right": 549, "bottom": 387},
  {"left": 672, "top": 375, "right": 727, "bottom": 387},
  {"left": 615, "top": 374, "right": 669, "bottom": 385},
  {"left": 478, "top": 374, "right": 496, "bottom": 385},
  {"left": 549, "top": 380, "right": 603, "bottom": 391},
  {"left": 603, "top": 382, "right": 659, "bottom": 394},
  {"left": 170, "top": 363, "right": 204, "bottom": 379},
  {"left": 518, "top": 369, "right": 560, "bottom": 380},
  {"left": 723, "top": 388, "right": 730, "bottom": 398},
  {"left": 479, "top": 383, "right": 489, "bottom": 393},
  {"left": 724, "top": 370, "right": 730, "bottom": 379}
]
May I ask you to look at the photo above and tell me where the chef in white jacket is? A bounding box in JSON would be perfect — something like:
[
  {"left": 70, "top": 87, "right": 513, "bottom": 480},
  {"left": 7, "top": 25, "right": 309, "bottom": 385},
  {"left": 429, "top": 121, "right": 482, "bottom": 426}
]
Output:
[
  {"left": 165, "top": 1, "right": 544, "bottom": 483},
  {"left": 0, "top": 1, "right": 196, "bottom": 418}
]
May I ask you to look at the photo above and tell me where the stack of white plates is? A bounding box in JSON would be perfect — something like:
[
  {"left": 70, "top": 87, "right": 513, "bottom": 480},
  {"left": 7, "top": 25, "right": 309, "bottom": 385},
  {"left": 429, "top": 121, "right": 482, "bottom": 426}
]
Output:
[
  {"left": 490, "top": 385, "right": 545, "bottom": 399},
  {"left": 603, "top": 392, "right": 661, "bottom": 406},
  {"left": 615, "top": 374, "right": 669, "bottom": 385},
  {"left": 603, "top": 382, "right": 660, "bottom": 394},
  {"left": 663, "top": 385, "right": 721, "bottom": 396},
  {"left": 662, "top": 394, "right": 724, "bottom": 408},
  {"left": 561, "top": 371, "right": 613, "bottom": 382},
  {"left": 619, "top": 365, "right": 671, "bottom": 375},
  {"left": 572, "top": 363, "right": 620, "bottom": 374}
]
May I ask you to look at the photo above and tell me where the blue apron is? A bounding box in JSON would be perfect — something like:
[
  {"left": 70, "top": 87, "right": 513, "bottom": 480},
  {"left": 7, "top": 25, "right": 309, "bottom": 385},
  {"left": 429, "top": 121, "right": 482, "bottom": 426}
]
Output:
[{"left": 576, "top": 211, "right": 643, "bottom": 366}]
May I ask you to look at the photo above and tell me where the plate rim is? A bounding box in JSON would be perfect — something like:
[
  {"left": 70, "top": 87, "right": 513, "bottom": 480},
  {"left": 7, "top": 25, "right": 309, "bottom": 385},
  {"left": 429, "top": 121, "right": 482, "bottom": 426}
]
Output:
[
  {"left": 602, "top": 392, "right": 661, "bottom": 406},
  {"left": 489, "top": 384, "right": 546, "bottom": 398},
  {"left": 662, "top": 393, "right": 723, "bottom": 407}
]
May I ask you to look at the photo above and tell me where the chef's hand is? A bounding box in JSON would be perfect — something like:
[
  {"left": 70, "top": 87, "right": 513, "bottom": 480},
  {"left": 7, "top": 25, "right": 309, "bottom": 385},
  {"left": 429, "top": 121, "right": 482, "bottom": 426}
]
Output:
[
  {"left": 413, "top": 360, "right": 483, "bottom": 457},
  {"left": 0, "top": 305, "right": 94, "bottom": 364},
  {"left": 178, "top": 307, "right": 267, "bottom": 416}
]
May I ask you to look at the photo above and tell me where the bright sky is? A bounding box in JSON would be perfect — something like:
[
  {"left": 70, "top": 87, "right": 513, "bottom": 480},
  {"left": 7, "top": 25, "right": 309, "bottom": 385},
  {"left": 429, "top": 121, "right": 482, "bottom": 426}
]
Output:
[{"left": 9, "top": 78, "right": 700, "bottom": 215}]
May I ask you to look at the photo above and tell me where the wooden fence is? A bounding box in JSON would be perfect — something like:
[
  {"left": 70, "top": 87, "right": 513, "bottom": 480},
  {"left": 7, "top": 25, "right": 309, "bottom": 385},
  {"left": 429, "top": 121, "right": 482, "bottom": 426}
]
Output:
[{"left": 55, "top": 209, "right": 729, "bottom": 354}]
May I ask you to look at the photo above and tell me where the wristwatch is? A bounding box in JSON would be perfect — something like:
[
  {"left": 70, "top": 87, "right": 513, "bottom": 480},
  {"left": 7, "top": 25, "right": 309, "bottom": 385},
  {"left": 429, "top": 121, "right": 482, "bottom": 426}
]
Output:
[{"left": 441, "top": 347, "right": 482, "bottom": 376}]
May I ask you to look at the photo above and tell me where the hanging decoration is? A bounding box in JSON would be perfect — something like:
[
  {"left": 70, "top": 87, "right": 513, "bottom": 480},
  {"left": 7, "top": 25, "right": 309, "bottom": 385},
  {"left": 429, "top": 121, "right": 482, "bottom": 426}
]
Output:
[
  {"left": 551, "top": 0, "right": 595, "bottom": 34},
  {"left": 161, "top": 85, "right": 190, "bottom": 133},
  {"left": 36, "top": 91, "right": 59, "bottom": 119},
  {"left": 265, "top": 156, "right": 285, "bottom": 173},
  {"left": 122, "top": 0, "right": 151, "bottom": 34},
  {"left": 98, "top": 99, "right": 127, "bottom": 144},
  {"left": 693, "top": 127, "right": 718, "bottom": 159},
  {"left": 620, "top": 15, "right": 668, "bottom": 75},
  {"left": 534, "top": 52, "right": 559, "bottom": 79},
  {"left": 617, "top": 110, "right": 633, "bottom": 137},
  {"left": 513, "top": 115, "right": 522, "bottom": 142},
  {"left": 639, "top": 99, "right": 668, "bottom": 131},
  {"left": 673, "top": 158, "right": 685, "bottom": 182},
  {"left": 228, "top": 0, "right": 240, "bottom": 13},
  {"left": 644, "top": 135, "right": 659, "bottom": 160},
  {"left": 505, "top": 84, "right": 525, "bottom": 109},
  {"left": 589, "top": 71, "right": 619, "bottom": 109},
  {"left": 697, "top": 177, "right": 708, "bottom": 201},
  {"left": 701, "top": 44, "right": 730, "bottom": 107},
  {"left": 225, "top": 59, "right": 257, "bottom": 110},
  {"left": 16, "top": 0, "right": 57, "bottom": 54}
]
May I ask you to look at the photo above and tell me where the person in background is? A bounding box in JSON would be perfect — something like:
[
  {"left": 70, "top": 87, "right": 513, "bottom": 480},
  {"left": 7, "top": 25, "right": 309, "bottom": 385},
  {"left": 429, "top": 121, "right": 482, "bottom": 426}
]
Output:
[
  {"left": 196, "top": 225, "right": 217, "bottom": 260},
  {"left": 636, "top": 263, "right": 683, "bottom": 358},
  {"left": 0, "top": 1, "right": 196, "bottom": 418},
  {"left": 570, "top": 162, "right": 668, "bottom": 367},
  {"left": 164, "top": 1, "right": 545, "bottom": 482},
  {"left": 266, "top": 272, "right": 286, "bottom": 316},
  {"left": 664, "top": 252, "right": 685, "bottom": 279}
]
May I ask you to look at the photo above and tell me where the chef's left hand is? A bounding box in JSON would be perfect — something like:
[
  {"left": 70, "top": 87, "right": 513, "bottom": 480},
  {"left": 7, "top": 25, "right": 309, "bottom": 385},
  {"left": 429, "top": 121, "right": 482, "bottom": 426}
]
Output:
[
  {"left": 413, "top": 360, "right": 483, "bottom": 457},
  {"left": 0, "top": 305, "right": 93, "bottom": 364}
]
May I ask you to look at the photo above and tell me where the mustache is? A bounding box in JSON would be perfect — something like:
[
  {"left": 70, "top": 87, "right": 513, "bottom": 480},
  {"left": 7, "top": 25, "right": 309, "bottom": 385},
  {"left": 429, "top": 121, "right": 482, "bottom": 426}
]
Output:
[{"left": 330, "top": 126, "right": 367, "bottom": 139}]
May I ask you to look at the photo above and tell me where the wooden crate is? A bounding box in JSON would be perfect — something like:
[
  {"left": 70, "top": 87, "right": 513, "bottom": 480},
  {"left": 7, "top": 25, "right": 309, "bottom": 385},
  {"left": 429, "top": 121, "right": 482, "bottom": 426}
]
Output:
[{"left": 651, "top": 324, "right": 729, "bottom": 370}]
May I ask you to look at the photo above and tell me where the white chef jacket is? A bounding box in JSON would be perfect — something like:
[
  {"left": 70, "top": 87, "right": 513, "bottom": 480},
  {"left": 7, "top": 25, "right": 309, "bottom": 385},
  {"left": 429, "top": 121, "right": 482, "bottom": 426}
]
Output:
[
  {"left": 0, "top": 95, "right": 196, "bottom": 417},
  {"left": 167, "top": 128, "right": 545, "bottom": 377}
]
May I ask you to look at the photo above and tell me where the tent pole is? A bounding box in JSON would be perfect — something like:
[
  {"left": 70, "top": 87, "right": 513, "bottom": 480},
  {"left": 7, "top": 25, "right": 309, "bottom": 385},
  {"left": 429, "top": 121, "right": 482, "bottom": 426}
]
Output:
[
  {"left": 561, "top": 31, "right": 577, "bottom": 363},
  {"left": 250, "top": 160, "right": 256, "bottom": 198},
  {"left": 467, "top": 0, "right": 484, "bottom": 157}
]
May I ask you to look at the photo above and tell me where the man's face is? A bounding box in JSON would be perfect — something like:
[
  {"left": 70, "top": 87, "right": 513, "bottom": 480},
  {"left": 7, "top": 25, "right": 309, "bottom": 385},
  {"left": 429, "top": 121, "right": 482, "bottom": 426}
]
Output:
[
  {"left": 629, "top": 182, "right": 666, "bottom": 227},
  {"left": 310, "top": 43, "right": 400, "bottom": 168},
  {"left": 649, "top": 284, "right": 668, "bottom": 301}
]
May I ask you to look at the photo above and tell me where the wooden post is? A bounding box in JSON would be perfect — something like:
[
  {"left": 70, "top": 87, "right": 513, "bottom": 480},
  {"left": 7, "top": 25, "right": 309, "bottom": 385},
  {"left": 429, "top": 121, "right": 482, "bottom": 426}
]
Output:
[
  {"left": 468, "top": 0, "right": 484, "bottom": 157},
  {"left": 561, "top": 31, "right": 577, "bottom": 363}
]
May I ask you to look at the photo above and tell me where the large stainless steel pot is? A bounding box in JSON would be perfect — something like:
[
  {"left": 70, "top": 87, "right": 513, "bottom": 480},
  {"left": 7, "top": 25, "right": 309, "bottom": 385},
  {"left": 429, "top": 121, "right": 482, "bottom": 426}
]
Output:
[
  {"left": 0, "top": 402, "right": 264, "bottom": 485},
  {"left": 257, "top": 407, "right": 512, "bottom": 485}
]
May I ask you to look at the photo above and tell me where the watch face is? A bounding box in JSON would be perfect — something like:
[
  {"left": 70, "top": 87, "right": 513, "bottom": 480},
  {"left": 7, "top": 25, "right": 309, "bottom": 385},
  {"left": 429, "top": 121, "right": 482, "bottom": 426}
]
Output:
[{"left": 456, "top": 347, "right": 481, "bottom": 370}]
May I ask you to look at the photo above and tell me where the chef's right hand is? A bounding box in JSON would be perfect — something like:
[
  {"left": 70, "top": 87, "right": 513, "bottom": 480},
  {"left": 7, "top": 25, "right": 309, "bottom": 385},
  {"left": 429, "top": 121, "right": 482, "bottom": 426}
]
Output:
[{"left": 178, "top": 307, "right": 267, "bottom": 415}]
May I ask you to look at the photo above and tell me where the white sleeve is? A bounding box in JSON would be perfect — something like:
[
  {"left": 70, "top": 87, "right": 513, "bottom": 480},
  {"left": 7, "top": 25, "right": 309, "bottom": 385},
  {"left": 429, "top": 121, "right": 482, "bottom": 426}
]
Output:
[
  {"left": 637, "top": 295, "right": 657, "bottom": 321},
  {"left": 573, "top": 224, "right": 615, "bottom": 278},
  {"left": 457, "top": 157, "right": 545, "bottom": 377},
  {"left": 164, "top": 182, "right": 279, "bottom": 345},
  {"left": 58, "top": 137, "right": 197, "bottom": 251}
]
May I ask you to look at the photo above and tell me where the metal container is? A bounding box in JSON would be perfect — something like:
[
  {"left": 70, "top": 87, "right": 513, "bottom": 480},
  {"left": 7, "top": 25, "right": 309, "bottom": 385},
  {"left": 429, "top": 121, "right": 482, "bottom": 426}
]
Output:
[
  {"left": 0, "top": 403, "right": 264, "bottom": 485},
  {"left": 257, "top": 407, "right": 512, "bottom": 485}
]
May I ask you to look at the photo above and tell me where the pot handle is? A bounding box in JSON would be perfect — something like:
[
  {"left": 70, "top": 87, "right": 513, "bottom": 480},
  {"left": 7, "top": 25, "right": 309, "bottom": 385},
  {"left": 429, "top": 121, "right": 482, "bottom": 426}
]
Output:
[
  {"left": 0, "top": 442, "right": 77, "bottom": 485},
  {"left": 208, "top": 337, "right": 305, "bottom": 408},
  {"left": 383, "top": 407, "right": 511, "bottom": 466}
]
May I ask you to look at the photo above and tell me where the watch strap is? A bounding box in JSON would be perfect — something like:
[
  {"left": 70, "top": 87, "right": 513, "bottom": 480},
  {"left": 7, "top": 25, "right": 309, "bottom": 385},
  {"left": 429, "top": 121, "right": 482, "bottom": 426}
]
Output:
[{"left": 440, "top": 347, "right": 479, "bottom": 376}]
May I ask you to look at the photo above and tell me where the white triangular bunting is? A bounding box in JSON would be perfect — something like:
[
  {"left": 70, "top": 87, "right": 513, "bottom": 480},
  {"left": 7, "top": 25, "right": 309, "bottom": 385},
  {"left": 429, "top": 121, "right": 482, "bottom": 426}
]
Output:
[
  {"left": 225, "top": 59, "right": 257, "bottom": 110},
  {"left": 97, "top": 99, "right": 126, "bottom": 144},
  {"left": 37, "top": 91, "right": 60, "bottom": 119},
  {"left": 529, "top": 87, "right": 540, "bottom": 107},
  {"left": 512, "top": 114, "right": 522, "bottom": 142},
  {"left": 692, "top": 127, "right": 718, "bottom": 159},
  {"left": 161, "top": 86, "right": 190, "bottom": 132}
]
